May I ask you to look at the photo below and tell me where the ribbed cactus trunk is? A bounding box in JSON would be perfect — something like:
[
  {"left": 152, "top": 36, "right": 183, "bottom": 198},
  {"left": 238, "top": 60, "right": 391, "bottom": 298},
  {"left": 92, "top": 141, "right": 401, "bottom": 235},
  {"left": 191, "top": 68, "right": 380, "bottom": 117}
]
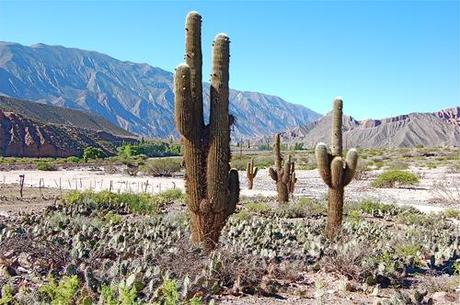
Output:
[
  {"left": 269, "top": 134, "right": 295, "bottom": 203},
  {"left": 175, "top": 12, "right": 239, "bottom": 250},
  {"left": 246, "top": 158, "right": 258, "bottom": 190},
  {"left": 315, "top": 98, "right": 358, "bottom": 238}
]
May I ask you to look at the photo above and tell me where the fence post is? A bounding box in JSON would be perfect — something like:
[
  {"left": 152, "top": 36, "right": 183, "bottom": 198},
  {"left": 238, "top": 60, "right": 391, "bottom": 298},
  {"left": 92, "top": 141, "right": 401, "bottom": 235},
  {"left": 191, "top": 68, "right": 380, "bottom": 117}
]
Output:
[{"left": 19, "top": 174, "right": 25, "bottom": 198}]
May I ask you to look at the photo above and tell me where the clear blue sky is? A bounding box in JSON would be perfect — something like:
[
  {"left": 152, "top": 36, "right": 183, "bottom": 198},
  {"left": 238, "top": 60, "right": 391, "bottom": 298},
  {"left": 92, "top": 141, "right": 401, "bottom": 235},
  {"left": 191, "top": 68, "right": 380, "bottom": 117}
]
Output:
[{"left": 0, "top": 0, "right": 459, "bottom": 119}]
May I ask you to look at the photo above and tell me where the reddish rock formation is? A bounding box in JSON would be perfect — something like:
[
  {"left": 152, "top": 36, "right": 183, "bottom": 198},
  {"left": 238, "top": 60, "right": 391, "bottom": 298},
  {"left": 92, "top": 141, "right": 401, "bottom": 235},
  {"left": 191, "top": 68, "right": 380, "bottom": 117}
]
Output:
[
  {"left": 0, "top": 109, "right": 136, "bottom": 157},
  {"left": 433, "top": 106, "right": 460, "bottom": 127}
]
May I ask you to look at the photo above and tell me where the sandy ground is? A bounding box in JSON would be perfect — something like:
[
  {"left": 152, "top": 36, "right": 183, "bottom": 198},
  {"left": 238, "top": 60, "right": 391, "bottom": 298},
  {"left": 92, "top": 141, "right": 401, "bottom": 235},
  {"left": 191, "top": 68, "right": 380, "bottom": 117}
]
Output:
[{"left": 0, "top": 166, "right": 459, "bottom": 216}]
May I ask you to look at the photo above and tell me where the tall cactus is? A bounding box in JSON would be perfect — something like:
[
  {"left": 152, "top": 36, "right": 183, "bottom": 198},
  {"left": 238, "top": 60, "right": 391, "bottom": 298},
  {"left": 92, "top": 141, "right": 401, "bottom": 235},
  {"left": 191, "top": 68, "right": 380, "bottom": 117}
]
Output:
[
  {"left": 246, "top": 158, "right": 258, "bottom": 190},
  {"left": 315, "top": 98, "right": 358, "bottom": 238},
  {"left": 269, "top": 134, "right": 295, "bottom": 203},
  {"left": 174, "top": 11, "right": 239, "bottom": 249}
]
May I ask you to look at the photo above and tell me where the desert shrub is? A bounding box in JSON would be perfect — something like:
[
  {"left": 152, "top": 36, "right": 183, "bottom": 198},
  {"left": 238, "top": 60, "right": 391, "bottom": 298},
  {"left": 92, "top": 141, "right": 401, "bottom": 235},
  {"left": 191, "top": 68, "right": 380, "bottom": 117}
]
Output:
[
  {"left": 230, "top": 156, "right": 249, "bottom": 170},
  {"left": 397, "top": 211, "right": 433, "bottom": 226},
  {"left": 442, "top": 208, "right": 460, "bottom": 219},
  {"left": 63, "top": 189, "right": 184, "bottom": 215},
  {"left": 140, "top": 158, "right": 182, "bottom": 176},
  {"left": 102, "top": 211, "right": 123, "bottom": 224},
  {"left": 254, "top": 155, "right": 276, "bottom": 169},
  {"left": 155, "top": 188, "right": 184, "bottom": 205},
  {"left": 40, "top": 276, "right": 80, "bottom": 305},
  {"left": 276, "top": 197, "right": 326, "bottom": 217},
  {"left": 83, "top": 146, "right": 105, "bottom": 162},
  {"left": 64, "top": 191, "right": 162, "bottom": 214},
  {"left": 353, "top": 200, "right": 401, "bottom": 216},
  {"left": 118, "top": 141, "right": 181, "bottom": 158},
  {"left": 386, "top": 160, "right": 409, "bottom": 170},
  {"left": 0, "top": 285, "right": 13, "bottom": 305},
  {"left": 372, "top": 170, "right": 419, "bottom": 188},
  {"left": 231, "top": 155, "right": 272, "bottom": 170},
  {"left": 65, "top": 156, "right": 81, "bottom": 163},
  {"left": 244, "top": 201, "right": 272, "bottom": 215},
  {"left": 431, "top": 179, "right": 460, "bottom": 205},
  {"left": 36, "top": 161, "right": 57, "bottom": 171}
]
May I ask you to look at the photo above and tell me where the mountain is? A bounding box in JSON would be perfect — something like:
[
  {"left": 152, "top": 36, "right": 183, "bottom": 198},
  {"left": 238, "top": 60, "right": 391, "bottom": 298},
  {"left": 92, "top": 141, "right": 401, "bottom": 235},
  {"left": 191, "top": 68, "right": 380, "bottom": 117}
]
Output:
[
  {"left": 0, "top": 41, "right": 321, "bottom": 139},
  {"left": 0, "top": 96, "right": 132, "bottom": 137},
  {"left": 279, "top": 107, "right": 460, "bottom": 148},
  {"left": 0, "top": 96, "right": 137, "bottom": 157}
]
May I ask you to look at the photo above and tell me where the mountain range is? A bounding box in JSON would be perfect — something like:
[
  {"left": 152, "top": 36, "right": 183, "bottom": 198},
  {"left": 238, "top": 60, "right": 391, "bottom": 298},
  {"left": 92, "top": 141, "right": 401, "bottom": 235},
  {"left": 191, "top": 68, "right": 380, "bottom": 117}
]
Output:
[
  {"left": 279, "top": 107, "right": 460, "bottom": 148},
  {"left": 0, "top": 41, "right": 321, "bottom": 139}
]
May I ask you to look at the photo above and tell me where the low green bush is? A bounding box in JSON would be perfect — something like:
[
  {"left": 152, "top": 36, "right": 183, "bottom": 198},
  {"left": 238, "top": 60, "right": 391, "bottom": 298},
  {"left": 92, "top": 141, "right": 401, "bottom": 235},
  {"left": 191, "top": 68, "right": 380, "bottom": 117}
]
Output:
[
  {"left": 40, "top": 276, "right": 80, "bottom": 305},
  {"left": 442, "top": 208, "right": 460, "bottom": 219},
  {"left": 83, "top": 146, "right": 106, "bottom": 162},
  {"left": 65, "top": 156, "right": 81, "bottom": 163},
  {"left": 65, "top": 191, "right": 159, "bottom": 215},
  {"left": 140, "top": 158, "right": 182, "bottom": 176},
  {"left": 36, "top": 161, "right": 57, "bottom": 171},
  {"left": 372, "top": 170, "right": 419, "bottom": 188}
]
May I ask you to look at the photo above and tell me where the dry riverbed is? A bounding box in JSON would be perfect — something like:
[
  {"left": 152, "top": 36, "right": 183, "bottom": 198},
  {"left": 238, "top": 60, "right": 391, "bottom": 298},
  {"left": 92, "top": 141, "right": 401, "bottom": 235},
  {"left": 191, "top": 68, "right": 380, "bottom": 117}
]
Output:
[{"left": 0, "top": 165, "right": 458, "bottom": 216}]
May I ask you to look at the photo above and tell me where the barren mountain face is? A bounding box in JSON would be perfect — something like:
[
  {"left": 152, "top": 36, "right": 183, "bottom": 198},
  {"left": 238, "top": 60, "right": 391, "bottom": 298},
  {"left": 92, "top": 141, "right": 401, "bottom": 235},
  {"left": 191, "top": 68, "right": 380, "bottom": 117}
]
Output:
[
  {"left": 0, "top": 42, "right": 320, "bottom": 138},
  {"left": 280, "top": 109, "right": 460, "bottom": 148}
]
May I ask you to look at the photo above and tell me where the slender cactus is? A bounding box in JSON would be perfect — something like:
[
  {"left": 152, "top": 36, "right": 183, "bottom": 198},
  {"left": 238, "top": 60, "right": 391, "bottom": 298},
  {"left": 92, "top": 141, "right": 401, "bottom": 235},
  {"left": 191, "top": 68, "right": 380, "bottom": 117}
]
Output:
[
  {"left": 175, "top": 12, "right": 239, "bottom": 249},
  {"left": 287, "top": 155, "right": 297, "bottom": 194},
  {"left": 315, "top": 98, "right": 358, "bottom": 238},
  {"left": 269, "top": 134, "right": 295, "bottom": 203},
  {"left": 246, "top": 158, "right": 258, "bottom": 190}
]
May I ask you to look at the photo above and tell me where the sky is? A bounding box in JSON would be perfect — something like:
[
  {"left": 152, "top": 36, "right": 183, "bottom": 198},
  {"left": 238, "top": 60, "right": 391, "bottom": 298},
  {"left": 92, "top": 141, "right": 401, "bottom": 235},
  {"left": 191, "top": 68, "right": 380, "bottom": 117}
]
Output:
[{"left": 0, "top": 0, "right": 459, "bottom": 119}]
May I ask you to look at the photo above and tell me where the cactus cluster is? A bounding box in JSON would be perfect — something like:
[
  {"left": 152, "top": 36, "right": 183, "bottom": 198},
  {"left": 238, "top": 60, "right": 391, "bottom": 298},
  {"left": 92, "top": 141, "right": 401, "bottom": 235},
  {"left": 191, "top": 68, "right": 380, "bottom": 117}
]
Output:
[
  {"left": 246, "top": 158, "right": 258, "bottom": 190},
  {"left": 174, "top": 11, "right": 239, "bottom": 249},
  {"left": 269, "top": 134, "right": 297, "bottom": 203},
  {"left": 315, "top": 98, "right": 358, "bottom": 238}
]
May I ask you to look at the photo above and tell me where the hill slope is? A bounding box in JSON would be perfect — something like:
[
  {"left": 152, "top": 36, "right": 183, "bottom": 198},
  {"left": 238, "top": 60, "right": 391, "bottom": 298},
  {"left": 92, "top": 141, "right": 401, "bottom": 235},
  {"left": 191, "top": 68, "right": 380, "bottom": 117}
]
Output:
[
  {"left": 0, "top": 96, "right": 132, "bottom": 137},
  {"left": 280, "top": 107, "right": 460, "bottom": 148},
  {"left": 0, "top": 41, "right": 321, "bottom": 138},
  {"left": 0, "top": 96, "right": 137, "bottom": 157}
]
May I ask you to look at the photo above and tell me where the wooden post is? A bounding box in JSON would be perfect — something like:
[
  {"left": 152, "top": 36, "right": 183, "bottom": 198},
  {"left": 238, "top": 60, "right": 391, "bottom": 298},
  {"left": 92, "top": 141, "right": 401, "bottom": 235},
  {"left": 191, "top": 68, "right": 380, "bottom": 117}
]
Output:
[{"left": 19, "top": 174, "right": 25, "bottom": 198}]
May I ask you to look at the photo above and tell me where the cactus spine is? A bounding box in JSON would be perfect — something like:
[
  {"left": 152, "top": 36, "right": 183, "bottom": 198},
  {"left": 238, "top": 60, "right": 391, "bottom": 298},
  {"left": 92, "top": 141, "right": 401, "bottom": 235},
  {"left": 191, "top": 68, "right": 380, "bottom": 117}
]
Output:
[
  {"left": 269, "top": 134, "right": 295, "bottom": 203},
  {"left": 246, "top": 158, "right": 258, "bottom": 190},
  {"left": 315, "top": 98, "right": 358, "bottom": 238},
  {"left": 174, "top": 11, "right": 239, "bottom": 249}
]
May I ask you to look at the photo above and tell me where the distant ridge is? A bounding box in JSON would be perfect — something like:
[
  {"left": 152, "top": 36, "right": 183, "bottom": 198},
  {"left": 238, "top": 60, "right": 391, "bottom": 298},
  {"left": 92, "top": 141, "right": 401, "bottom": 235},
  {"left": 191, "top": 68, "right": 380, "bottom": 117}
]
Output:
[
  {"left": 0, "top": 41, "right": 321, "bottom": 138},
  {"left": 278, "top": 106, "right": 460, "bottom": 148}
]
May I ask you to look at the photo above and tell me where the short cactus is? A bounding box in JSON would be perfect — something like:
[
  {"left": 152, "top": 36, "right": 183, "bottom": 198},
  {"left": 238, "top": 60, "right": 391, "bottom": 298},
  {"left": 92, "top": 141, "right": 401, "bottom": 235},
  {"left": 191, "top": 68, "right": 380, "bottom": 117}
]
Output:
[
  {"left": 315, "top": 98, "right": 358, "bottom": 238},
  {"left": 269, "top": 134, "right": 296, "bottom": 203},
  {"left": 174, "top": 11, "right": 239, "bottom": 249},
  {"left": 246, "top": 158, "right": 258, "bottom": 190}
]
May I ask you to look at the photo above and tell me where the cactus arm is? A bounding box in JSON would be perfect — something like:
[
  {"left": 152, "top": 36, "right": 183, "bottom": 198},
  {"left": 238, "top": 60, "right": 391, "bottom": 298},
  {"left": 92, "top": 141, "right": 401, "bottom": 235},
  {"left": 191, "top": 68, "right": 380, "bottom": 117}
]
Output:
[
  {"left": 315, "top": 142, "right": 332, "bottom": 187},
  {"left": 207, "top": 33, "right": 231, "bottom": 215},
  {"left": 331, "top": 98, "right": 343, "bottom": 156},
  {"left": 269, "top": 167, "right": 278, "bottom": 181},
  {"left": 274, "top": 133, "right": 282, "bottom": 170},
  {"left": 227, "top": 168, "right": 240, "bottom": 216},
  {"left": 185, "top": 11, "right": 204, "bottom": 129},
  {"left": 343, "top": 148, "right": 358, "bottom": 186},
  {"left": 174, "top": 64, "right": 196, "bottom": 139},
  {"left": 331, "top": 156, "right": 344, "bottom": 189},
  {"left": 281, "top": 161, "right": 291, "bottom": 184}
]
